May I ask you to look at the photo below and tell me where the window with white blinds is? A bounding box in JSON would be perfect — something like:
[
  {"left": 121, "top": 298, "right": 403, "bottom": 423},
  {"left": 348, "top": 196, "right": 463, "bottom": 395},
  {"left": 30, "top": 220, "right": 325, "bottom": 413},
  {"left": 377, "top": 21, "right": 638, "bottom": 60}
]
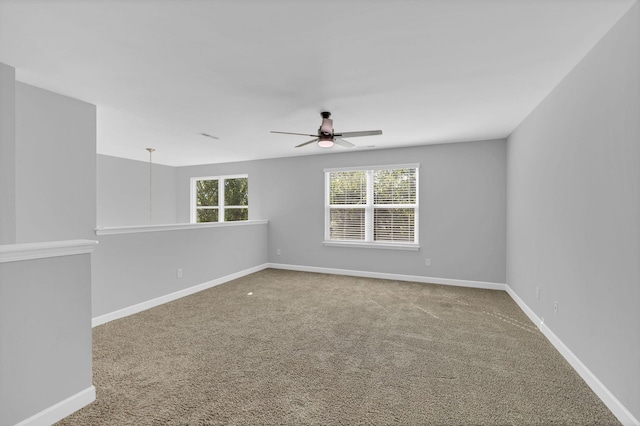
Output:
[{"left": 325, "top": 165, "right": 418, "bottom": 247}]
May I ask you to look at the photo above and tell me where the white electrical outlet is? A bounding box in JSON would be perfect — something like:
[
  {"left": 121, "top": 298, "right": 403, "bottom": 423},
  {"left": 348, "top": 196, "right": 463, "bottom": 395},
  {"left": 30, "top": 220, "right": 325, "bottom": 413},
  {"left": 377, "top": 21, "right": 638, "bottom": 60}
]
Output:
[
  {"left": 176, "top": 268, "right": 183, "bottom": 278},
  {"left": 425, "top": 258, "right": 431, "bottom": 267},
  {"left": 536, "top": 287, "right": 540, "bottom": 300},
  {"left": 276, "top": 248, "right": 281, "bottom": 256},
  {"left": 553, "top": 301, "right": 558, "bottom": 316}
]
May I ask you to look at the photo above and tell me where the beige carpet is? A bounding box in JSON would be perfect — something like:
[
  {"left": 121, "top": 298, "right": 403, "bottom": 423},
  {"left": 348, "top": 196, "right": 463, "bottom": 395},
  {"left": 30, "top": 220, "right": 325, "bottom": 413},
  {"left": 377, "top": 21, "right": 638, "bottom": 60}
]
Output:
[{"left": 57, "top": 269, "right": 619, "bottom": 425}]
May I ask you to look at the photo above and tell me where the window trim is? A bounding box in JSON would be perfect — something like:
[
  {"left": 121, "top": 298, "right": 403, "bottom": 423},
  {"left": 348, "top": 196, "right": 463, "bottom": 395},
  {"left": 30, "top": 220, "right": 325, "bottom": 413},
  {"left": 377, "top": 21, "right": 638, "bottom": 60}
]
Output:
[
  {"left": 323, "top": 164, "right": 420, "bottom": 250},
  {"left": 190, "top": 174, "right": 249, "bottom": 224}
]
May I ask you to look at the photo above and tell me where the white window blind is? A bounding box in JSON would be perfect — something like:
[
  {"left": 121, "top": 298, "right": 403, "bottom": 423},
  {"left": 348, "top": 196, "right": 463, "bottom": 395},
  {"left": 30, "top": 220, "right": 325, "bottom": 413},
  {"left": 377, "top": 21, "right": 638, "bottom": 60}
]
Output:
[
  {"left": 327, "top": 170, "right": 367, "bottom": 240},
  {"left": 325, "top": 165, "right": 418, "bottom": 247}
]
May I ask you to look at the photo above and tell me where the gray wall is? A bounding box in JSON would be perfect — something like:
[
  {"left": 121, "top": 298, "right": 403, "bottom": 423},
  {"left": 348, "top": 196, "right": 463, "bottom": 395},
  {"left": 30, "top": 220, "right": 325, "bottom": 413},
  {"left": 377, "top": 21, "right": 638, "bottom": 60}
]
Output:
[
  {"left": 177, "top": 140, "right": 507, "bottom": 284},
  {"left": 0, "top": 254, "right": 93, "bottom": 426},
  {"left": 506, "top": 2, "right": 640, "bottom": 421},
  {"left": 0, "top": 63, "right": 16, "bottom": 244},
  {"left": 0, "top": 71, "right": 97, "bottom": 425},
  {"left": 97, "top": 154, "right": 177, "bottom": 227},
  {"left": 93, "top": 223, "right": 268, "bottom": 317},
  {"left": 15, "top": 82, "right": 96, "bottom": 243}
]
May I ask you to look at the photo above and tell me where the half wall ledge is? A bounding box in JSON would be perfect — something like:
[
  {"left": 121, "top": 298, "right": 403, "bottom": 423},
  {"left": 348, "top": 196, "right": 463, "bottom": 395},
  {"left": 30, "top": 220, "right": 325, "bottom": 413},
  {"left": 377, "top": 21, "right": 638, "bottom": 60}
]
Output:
[
  {"left": 95, "top": 220, "right": 269, "bottom": 236},
  {"left": 0, "top": 239, "right": 98, "bottom": 263}
]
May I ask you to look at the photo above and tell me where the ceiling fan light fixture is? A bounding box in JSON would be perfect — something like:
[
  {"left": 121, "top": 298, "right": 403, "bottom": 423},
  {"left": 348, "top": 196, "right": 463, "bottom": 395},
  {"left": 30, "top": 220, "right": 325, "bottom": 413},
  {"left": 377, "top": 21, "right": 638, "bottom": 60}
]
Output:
[{"left": 271, "top": 111, "right": 382, "bottom": 150}]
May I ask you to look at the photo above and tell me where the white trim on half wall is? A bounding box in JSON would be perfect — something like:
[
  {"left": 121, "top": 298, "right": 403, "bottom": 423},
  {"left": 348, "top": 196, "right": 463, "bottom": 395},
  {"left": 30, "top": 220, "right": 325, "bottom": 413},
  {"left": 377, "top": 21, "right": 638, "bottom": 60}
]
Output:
[{"left": 0, "top": 239, "right": 98, "bottom": 263}]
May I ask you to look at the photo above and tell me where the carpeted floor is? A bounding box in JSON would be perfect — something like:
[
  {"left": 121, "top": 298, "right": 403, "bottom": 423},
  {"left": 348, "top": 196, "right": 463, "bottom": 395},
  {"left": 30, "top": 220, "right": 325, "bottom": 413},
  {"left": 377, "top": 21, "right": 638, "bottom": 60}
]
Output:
[{"left": 57, "top": 269, "right": 619, "bottom": 425}]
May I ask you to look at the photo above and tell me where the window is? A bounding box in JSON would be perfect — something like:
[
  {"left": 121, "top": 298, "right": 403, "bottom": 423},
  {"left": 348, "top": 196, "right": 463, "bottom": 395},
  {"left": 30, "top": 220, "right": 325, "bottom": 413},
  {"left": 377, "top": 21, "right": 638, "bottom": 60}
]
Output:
[
  {"left": 325, "top": 164, "right": 418, "bottom": 249},
  {"left": 191, "top": 175, "right": 248, "bottom": 223}
]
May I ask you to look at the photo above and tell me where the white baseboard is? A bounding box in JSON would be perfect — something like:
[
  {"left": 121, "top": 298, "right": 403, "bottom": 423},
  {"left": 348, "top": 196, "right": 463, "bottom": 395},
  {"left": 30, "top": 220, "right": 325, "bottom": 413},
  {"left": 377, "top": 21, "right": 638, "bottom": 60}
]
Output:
[
  {"left": 15, "top": 386, "right": 95, "bottom": 426},
  {"left": 506, "top": 286, "right": 639, "bottom": 426},
  {"left": 267, "top": 262, "right": 507, "bottom": 291},
  {"left": 92, "top": 263, "right": 269, "bottom": 327},
  {"left": 93, "top": 262, "right": 503, "bottom": 328},
  {"left": 271, "top": 263, "right": 637, "bottom": 425},
  {"left": 504, "top": 285, "right": 544, "bottom": 328},
  {"left": 88, "top": 262, "right": 637, "bottom": 425}
]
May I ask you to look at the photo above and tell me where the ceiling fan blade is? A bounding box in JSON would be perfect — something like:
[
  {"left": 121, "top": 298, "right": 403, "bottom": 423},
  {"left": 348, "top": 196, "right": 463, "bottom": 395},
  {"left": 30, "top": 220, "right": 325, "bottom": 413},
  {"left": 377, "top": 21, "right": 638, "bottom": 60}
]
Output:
[
  {"left": 295, "top": 138, "right": 319, "bottom": 148},
  {"left": 334, "top": 138, "right": 355, "bottom": 148},
  {"left": 271, "top": 131, "right": 317, "bottom": 137},
  {"left": 334, "top": 130, "right": 382, "bottom": 138}
]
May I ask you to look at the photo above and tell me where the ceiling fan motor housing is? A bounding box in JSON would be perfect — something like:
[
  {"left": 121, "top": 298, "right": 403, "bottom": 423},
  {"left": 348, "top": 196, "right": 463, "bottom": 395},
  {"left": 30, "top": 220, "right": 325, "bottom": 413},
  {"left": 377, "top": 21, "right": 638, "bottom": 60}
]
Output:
[
  {"left": 319, "top": 112, "right": 334, "bottom": 138},
  {"left": 318, "top": 112, "right": 334, "bottom": 147}
]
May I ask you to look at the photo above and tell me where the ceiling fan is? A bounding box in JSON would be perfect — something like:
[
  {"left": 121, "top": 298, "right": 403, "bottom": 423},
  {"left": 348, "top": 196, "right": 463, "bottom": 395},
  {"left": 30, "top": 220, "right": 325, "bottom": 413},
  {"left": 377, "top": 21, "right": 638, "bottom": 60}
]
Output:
[{"left": 271, "top": 111, "right": 382, "bottom": 148}]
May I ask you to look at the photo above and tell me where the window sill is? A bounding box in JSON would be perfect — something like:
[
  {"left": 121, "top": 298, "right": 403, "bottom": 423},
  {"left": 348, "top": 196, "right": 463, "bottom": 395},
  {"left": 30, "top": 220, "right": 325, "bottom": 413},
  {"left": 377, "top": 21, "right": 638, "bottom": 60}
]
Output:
[
  {"left": 323, "top": 240, "right": 420, "bottom": 251},
  {"left": 95, "top": 220, "right": 269, "bottom": 236}
]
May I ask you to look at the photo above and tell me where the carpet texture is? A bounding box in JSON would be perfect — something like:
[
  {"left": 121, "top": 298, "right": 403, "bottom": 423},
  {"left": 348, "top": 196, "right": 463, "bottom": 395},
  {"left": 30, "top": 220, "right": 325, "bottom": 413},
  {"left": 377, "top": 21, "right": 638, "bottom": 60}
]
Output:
[{"left": 57, "top": 269, "right": 619, "bottom": 425}]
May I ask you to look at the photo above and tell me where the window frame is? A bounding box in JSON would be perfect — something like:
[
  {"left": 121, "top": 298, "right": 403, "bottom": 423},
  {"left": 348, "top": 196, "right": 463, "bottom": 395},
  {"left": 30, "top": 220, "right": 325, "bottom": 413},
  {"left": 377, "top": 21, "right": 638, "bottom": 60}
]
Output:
[
  {"left": 324, "top": 164, "right": 419, "bottom": 250},
  {"left": 190, "top": 174, "right": 249, "bottom": 224}
]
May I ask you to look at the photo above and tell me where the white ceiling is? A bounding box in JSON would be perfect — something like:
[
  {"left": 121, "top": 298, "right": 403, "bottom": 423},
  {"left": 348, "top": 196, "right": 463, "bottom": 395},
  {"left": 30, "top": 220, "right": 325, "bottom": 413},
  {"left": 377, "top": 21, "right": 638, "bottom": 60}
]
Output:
[{"left": 0, "top": 0, "right": 635, "bottom": 166}]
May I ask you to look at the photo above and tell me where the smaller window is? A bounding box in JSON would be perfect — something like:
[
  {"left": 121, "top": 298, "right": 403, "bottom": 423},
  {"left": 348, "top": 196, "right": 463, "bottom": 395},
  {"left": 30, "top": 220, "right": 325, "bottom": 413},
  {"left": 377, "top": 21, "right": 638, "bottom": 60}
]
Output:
[{"left": 191, "top": 175, "right": 248, "bottom": 223}]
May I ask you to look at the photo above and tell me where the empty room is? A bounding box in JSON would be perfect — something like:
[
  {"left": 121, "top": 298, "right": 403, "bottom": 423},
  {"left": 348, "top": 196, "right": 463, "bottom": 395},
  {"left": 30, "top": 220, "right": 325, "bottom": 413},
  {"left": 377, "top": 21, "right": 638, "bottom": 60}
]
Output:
[{"left": 0, "top": 0, "right": 638, "bottom": 425}]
